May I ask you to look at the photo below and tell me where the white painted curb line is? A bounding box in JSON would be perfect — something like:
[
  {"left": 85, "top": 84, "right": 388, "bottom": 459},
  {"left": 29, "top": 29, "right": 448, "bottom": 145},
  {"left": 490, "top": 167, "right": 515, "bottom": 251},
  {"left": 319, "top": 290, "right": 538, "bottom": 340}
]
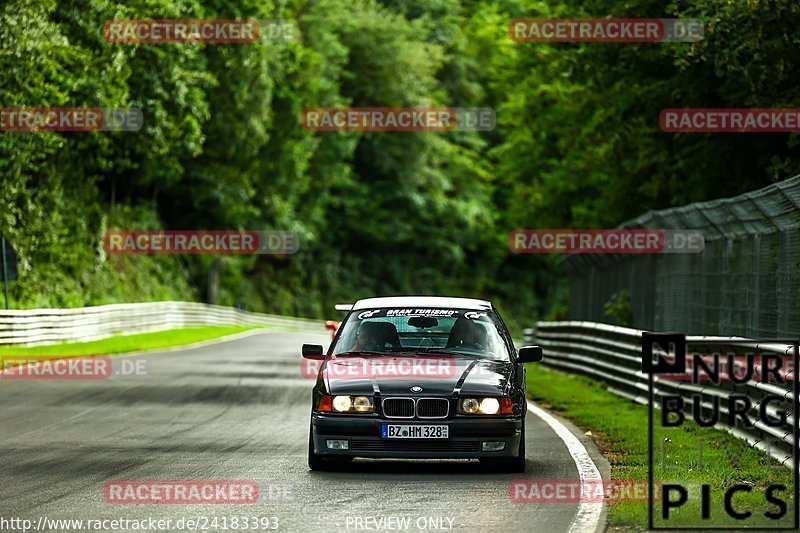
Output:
[{"left": 527, "top": 402, "right": 604, "bottom": 533}]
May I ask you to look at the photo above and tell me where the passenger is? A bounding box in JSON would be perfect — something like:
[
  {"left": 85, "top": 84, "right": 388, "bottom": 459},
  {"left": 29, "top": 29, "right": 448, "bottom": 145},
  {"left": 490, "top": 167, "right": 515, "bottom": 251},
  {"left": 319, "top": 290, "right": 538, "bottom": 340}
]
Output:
[{"left": 446, "top": 317, "right": 487, "bottom": 350}]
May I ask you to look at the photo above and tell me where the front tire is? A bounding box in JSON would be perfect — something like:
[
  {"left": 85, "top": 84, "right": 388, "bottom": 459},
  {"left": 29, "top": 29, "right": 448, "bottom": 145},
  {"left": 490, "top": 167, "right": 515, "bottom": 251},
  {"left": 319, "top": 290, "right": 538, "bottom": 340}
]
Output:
[
  {"left": 510, "top": 417, "right": 527, "bottom": 472},
  {"left": 307, "top": 422, "right": 326, "bottom": 470}
]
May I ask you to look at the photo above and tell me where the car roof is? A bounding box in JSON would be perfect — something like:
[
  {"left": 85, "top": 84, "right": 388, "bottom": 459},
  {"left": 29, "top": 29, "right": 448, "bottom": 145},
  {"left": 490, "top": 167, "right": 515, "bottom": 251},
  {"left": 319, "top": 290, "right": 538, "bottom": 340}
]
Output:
[{"left": 352, "top": 296, "right": 493, "bottom": 311}]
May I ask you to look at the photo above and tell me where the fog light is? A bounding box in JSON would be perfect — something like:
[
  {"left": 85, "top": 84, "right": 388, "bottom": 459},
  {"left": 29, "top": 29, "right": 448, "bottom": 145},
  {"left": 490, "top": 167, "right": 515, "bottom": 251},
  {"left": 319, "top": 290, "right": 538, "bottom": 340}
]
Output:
[
  {"left": 326, "top": 439, "right": 349, "bottom": 450},
  {"left": 482, "top": 441, "right": 505, "bottom": 452}
]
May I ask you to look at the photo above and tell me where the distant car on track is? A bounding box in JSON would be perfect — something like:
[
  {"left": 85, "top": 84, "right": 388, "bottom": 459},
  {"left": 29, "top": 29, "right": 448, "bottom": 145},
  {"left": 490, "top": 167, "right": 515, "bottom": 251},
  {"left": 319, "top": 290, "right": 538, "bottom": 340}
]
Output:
[
  {"left": 303, "top": 296, "right": 543, "bottom": 471},
  {"left": 323, "top": 304, "right": 352, "bottom": 340},
  {"left": 324, "top": 320, "right": 340, "bottom": 340}
]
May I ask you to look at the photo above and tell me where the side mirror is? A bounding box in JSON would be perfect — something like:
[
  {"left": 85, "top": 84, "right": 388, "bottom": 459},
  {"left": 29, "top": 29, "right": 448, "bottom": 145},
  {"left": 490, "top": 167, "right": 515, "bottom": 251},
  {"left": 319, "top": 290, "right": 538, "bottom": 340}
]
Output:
[
  {"left": 302, "top": 344, "right": 325, "bottom": 360},
  {"left": 325, "top": 320, "right": 337, "bottom": 331},
  {"left": 518, "top": 345, "right": 543, "bottom": 364}
]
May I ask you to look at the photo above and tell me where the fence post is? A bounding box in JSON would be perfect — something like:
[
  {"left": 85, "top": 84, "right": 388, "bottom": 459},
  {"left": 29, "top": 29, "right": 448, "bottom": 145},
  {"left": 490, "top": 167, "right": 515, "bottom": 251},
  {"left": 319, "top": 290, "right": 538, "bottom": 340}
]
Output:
[
  {"left": 2, "top": 237, "right": 9, "bottom": 310},
  {"left": 207, "top": 258, "right": 221, "bottom": 305}
]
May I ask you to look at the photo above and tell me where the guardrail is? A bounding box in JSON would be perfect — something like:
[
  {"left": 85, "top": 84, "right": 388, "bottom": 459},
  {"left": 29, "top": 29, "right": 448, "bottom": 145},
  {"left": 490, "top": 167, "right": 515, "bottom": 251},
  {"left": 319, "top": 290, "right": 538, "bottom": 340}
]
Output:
[
  {"left": 525, "top": 321, "right": 797, "bottom": 469},
  {"left": 0, "top": 301, "right": 325, "bottom": 346}
]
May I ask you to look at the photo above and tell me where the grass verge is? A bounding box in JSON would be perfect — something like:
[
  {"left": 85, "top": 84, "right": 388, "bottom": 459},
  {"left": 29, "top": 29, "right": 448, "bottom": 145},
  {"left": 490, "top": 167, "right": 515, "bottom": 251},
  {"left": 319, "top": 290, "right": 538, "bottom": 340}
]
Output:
[
  {"left": 526, "top": 365, "right": 795, "bottom": 531},
  {"left": 0, "top": 325, "right": 262, "bottom": 356}
]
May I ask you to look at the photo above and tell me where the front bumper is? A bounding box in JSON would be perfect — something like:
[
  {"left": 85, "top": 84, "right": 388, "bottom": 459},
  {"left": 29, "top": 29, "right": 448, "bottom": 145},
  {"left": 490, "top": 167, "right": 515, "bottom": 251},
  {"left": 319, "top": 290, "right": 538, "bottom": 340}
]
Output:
[{"left": 311, "top": 414, "right": 523, "bottom": 459}]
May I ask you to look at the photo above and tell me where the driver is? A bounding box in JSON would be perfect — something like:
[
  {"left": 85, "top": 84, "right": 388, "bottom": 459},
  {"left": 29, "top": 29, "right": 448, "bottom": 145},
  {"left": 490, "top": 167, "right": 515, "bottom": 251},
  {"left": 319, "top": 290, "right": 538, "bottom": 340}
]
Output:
[
  {"left": 355, "top": 325, "right": 382, "bottom": 351},
  {"left": 353, "top": 322, "right": 399, "bottom": 352}
]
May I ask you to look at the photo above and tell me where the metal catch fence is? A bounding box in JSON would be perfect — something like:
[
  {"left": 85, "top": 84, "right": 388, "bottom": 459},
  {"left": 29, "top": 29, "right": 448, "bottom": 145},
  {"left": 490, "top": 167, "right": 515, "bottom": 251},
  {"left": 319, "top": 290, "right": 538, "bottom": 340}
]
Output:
[{"left": 562, "top": 175, "right": 800, "bottom": 337}]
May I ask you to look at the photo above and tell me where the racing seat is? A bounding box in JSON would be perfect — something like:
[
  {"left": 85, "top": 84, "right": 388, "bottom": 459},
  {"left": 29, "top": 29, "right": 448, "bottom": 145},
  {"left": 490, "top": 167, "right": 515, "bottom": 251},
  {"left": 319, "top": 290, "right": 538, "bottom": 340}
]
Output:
[
  {"left": 446, "top": 317, "right": 487, "bottom": 349},
  {"left": 354, "top": 321, "right": 402, "bottom": 352}
]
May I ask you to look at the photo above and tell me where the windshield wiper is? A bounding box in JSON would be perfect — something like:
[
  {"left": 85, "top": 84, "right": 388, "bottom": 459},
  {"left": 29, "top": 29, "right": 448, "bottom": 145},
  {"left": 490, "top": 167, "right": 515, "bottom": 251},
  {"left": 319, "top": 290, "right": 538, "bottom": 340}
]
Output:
[
  {"left": 412, "top": 349, "right": 470, "bottom": 357},
  {"left": 414, "top": 349, "right": 501, "bottom": 360},
  {"left": 333, "top": 351, "right": 390, "bottom": 357}
]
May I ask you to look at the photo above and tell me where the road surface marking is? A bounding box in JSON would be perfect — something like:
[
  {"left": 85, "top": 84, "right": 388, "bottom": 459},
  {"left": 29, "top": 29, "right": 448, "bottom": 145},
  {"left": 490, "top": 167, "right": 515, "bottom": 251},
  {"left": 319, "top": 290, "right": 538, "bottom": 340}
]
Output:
[{"left": 527, "top": 402, "right": 604, "bottom": 533}]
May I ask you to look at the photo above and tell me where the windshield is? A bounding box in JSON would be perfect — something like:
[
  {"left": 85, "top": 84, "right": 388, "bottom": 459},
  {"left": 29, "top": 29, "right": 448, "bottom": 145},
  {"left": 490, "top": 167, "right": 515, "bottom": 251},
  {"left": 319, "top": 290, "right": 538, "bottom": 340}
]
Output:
[{"left": 332, "top": 308, "right": 511, "bottom": 361}]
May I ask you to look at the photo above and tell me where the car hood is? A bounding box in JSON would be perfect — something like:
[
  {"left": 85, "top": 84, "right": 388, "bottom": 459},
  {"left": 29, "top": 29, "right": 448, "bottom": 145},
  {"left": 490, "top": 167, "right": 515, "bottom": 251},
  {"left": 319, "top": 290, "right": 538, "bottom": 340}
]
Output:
[{"left": 323, "top": 354, "right": 512, "bottom": 396}]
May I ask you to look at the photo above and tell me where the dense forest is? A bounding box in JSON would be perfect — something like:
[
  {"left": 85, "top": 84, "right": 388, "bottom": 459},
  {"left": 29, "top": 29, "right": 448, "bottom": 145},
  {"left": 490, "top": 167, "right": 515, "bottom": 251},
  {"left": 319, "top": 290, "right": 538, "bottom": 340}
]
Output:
[{"left": 2, "top": 0, "right": 799, "bottom": 328}]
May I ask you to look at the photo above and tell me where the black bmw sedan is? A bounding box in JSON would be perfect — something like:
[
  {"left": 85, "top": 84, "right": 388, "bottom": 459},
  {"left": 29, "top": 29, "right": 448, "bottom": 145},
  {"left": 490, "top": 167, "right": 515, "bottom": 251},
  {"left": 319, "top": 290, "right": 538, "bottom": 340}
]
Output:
[{"left": 303, "top": 296, "right": 543, "bottom": 471}]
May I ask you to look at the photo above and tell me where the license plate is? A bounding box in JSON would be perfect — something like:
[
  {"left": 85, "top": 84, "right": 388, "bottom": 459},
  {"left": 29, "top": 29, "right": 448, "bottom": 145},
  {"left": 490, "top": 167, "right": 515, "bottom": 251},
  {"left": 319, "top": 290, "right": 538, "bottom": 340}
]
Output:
[{"left": 381, "top": 424, "right": 449, "bottom": 439}]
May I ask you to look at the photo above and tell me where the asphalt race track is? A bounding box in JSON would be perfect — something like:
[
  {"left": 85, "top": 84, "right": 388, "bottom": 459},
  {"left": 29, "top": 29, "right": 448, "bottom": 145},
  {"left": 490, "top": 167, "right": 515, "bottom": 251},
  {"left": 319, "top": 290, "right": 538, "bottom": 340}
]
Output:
[{"left": 0, "top": 331, "right": 604, "bottom": 533}]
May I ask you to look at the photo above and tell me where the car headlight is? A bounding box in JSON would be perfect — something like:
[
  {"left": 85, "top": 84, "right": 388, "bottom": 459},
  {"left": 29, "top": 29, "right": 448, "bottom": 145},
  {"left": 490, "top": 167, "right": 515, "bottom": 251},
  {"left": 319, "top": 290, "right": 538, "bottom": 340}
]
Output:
[
  {"left": 458, "top": 397, "right": 512, "bottom": 415},
  {"left": 353, "top": 395, "right": 374, "bottom": 412},
  {"left": 460, "top": 398, "right": 481, "bottom": 414},
  {"left": 332, "top": 395, "right": 352, "bottom": 412},
  {"left": 480, "top": 397, "right": 500, "bottom": 415},
  {"left": 331, "top": 395, "right": 374, "bottom": 413}
]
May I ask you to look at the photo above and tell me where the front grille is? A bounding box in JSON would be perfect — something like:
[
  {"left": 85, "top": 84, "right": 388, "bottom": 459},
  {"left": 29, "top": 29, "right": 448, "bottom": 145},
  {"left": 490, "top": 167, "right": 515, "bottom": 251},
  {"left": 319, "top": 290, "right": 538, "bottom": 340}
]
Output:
[
  {"left": 417, "top": 398, "right": 449, "bottom": 418},
  {"left": 382, "top": 398, "right": 414, "bottom": 418},
  {"left": 352, "top": 440, "right": 480, "bottom": 452}
]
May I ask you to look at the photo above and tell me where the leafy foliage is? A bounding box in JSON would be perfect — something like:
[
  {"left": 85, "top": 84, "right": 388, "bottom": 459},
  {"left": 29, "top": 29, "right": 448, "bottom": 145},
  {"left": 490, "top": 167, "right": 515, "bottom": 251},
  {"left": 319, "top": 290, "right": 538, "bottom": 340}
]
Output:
[{"left": 1, "top": 0, "right": 797, "bottom": 330}]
